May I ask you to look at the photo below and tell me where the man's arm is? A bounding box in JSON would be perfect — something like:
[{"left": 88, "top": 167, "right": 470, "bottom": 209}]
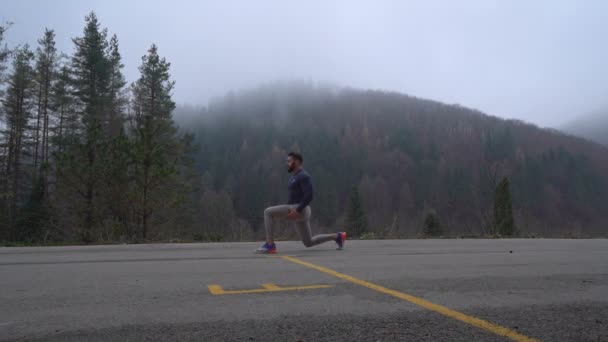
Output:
[{"left": 296, "top": 175, "right": 314, "bottom": 212}]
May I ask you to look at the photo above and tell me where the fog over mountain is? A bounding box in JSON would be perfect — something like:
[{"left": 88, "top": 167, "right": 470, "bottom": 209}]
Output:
[
  {"left": 4, "top": 0, "right": 608, "bottom": 128},
  {"left": 562, "top": 109, "right": 608, "bottom": 146}
]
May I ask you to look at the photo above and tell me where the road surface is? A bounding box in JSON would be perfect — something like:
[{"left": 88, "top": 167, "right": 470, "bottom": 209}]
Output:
[{"left": 1, "top": 239, "right": 607, "bottom": 341}]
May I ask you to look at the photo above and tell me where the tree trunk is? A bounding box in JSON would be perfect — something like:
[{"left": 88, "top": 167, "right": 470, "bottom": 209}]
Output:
[
  {"left": 142, "top": 162, "right": 149, "bottom": 240},
  {"left": 84, "top": 133, "right": 96, "bottom": 243},
  {"left": 42, "top": 75, "right": 50, "bottom": 196},
  {"left": 33, "top": 82, "right": 43, "bottom": 180},
  {"left": 58, "top": 104, "right": 65, "bottom": 149},
  {"left": 8, "top": 90, "right": 25, "bottom": 241}
]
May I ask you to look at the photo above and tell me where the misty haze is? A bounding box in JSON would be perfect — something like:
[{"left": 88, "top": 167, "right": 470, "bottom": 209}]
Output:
[{"left": 1, "top": 1, "right": 607, "bottom": 342}]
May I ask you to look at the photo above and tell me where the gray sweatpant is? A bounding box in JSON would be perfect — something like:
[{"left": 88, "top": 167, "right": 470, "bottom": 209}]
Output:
[{"left": 264, "top": 205, "right": 336, "bottom": 247}]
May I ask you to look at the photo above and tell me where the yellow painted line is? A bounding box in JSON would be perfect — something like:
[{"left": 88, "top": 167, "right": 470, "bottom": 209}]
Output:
[
  {"left": 208, "top": 283, "right": 333, "bottom": 295},
  {"left": 208, "top": 285, "right": 227, "bottom": 295},
  {"left": 282, "top": 255, "right": 540, "bottom": 342}
]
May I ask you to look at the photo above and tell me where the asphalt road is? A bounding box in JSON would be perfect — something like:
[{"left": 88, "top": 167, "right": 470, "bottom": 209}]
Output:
[{"left": 1, "top": 239, "right": 607, "bottom": 341}]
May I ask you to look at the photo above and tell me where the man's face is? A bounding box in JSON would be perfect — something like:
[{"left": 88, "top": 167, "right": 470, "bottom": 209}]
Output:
[{"left": 287, "top": 156, "right": 299, "bottom": 173}]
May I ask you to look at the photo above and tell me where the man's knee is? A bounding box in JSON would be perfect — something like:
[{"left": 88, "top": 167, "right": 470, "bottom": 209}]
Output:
[
  {"left": 264, "top": 207, "right": 278, "bottom": 218},
  {"left": 264, "top": 206, "right": 286, "bottom": 218}
]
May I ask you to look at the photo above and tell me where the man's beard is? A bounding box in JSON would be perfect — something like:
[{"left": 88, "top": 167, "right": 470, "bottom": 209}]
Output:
[{"left": 287, "top": 165, "right": 294, "bottom": 173}]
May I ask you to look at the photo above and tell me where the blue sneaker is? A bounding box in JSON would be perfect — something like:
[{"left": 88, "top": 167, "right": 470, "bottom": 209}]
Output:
[
  {"left": 255, "top": 242, "right": 277, "bottom": 254},
  {"left": 335, "top": 232, "right": 347, "bottom": 250}
]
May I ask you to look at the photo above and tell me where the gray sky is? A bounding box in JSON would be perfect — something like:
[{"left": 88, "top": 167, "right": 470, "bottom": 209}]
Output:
[{"left": 3, "top": 0, "right": 608, "bottom": 127}]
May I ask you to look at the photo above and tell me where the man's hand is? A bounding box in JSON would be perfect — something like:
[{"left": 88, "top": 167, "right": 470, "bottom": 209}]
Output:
[{"left": 287, "top": 208, "right": 298, "bottom": 221}]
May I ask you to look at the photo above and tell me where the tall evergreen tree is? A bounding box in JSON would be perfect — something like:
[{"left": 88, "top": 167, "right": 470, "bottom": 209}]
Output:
[
  {"left": 1, "top": 45, "right": 36, "bottom": 241},
  {"left": 0, "top": 23, "right": 11, "bottom": 238},
  {"left": 129, "top": 44, "right": 180, "bottom": 240},
  {"left": 71, "top": 12, "right": 110, "bottom": 126},
  {"left": 494, "top": 176, "right": 515, "bottom": 236},
  {"left": 100, "top": 34, "right": 130, "bottom": 236},
  {"left": 346, "top": 187, "right": 368, "bottom": 237},
  {"left": 16, "top": 30, "right": 58, "bottom": 243},
  {"left": 423, "top": 209, "right": 443, "bottom": 237},
  {"left": 62, "top": 12, "right": 112, "bottom": 241},
  {"left": 33, "top": 29, "right": 58, "bottom": 193}
]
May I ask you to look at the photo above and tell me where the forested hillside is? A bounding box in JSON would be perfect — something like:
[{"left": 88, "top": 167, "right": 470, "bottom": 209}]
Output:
[{"left": 178, "top": 81, "right": 608, "bottom": 239}]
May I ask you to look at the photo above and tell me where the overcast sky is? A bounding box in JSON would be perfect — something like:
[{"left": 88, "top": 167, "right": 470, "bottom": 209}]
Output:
[{"left": 3, "top": 0, "right": 608, "bottom": 127}]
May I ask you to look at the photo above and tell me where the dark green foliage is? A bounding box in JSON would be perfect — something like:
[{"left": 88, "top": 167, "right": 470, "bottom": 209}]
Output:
[
  {"left": 70, "top": 12, "right": 111, "bottom": 125},
  {"left": 423, "top": 209, "right": 442, "bottom": 237},
  {"left": 445, "top": 167, "right": 473, "bottom": 204},
  {"left": 1, "top": 45, "right": 36, "bottom": 241},
  {"left": 62, "top": 12, "right": 114, "bottom": 240},
  {"left": 391, "top": 127, "right": 423, "bottom": 161},
  {"left": 494, "top": 177, "right": 515, "bottom": 236},
  {"left": 193, "top": 232, "right": 224, "bottom": 242},
  {"left": 485, "top": 126, "right": 514, "bottom": 162},
  {"left": 16, "top": 176, "right": 50, "bottom": 242},
  {"left": 106, "top": 34, "right": 127, "bottom": 137},
  {"left": 1, "top": 12, "right": 197, "bottom": 244},
  {"left": 129, "top": 44, "right": 183, "bottom": 239},
  {"left": 346, "top": 187, "right": 368, "bottom": 237},
  {"left": 101, "top": 130, "right": 133, "bottom": 238}
]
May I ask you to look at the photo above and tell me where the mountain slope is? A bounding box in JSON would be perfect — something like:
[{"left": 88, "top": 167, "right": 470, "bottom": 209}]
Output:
[
  {"left": 562, "top": 110, "right": 608, "bottom": 146},
  {"left": 176, "top": 81, "right": 608, "bottom": 237}
]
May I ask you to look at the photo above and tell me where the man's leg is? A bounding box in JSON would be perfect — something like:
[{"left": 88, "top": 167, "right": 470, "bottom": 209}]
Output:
[
  {"left": 263, "top": 205, "right": 291, "bottom": 244},
  {"left": 295, "top": 206, "right": 337, "bottom": 247}
]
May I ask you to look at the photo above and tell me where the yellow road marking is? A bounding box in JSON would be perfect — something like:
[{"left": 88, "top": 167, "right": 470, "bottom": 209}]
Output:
[
  {"left": 282, "top": 255, "right": 540, "bottom": 342},
  {"left": 208, "top": 283, "right": 333, "bottom": 295}
]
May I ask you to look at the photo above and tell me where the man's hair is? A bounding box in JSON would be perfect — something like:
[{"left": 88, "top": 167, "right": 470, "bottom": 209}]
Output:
[{"left": 288, "top": 152, "right": 303, "bottom": 163}]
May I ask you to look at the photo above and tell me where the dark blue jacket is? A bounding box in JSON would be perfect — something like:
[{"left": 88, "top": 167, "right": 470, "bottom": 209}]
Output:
[{"left": 288, "top": 169, "right": 314, "bottom": 212}]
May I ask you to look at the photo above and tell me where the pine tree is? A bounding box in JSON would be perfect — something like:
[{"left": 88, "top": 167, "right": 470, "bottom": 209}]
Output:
[
  {"left": 129, "top": 44, "right": 180, "bottom": 240},
  {"left": 423, "top": 209, "right": 442, "bottom": 237},
  {"left": 1, "top": 45, "right": 36, "bottom": 241},
  {"left": 62, "top": 12, "right": 112, "bottom": 241},
  {"left": 346, "top": 187, "right": 368, "bottom": 237},
  {"left": 99, "top": 34, "right": 130, "bottom": 237},
  {"left": 32, "top": 28, "right": 58, "bottom": 194},
  {"left": 71, "top": 12, "right": 110, "bottom": 125},
  {"left": 494, "top": 176, "right": 515, "bottom": 236},
  {"left": 0, "top": 23, "right": 11, "bottom": 238}
]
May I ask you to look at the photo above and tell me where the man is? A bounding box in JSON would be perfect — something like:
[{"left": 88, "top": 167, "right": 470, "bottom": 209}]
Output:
[{"left": 256, "top": 152, "right": 346, "bottom": 254}]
